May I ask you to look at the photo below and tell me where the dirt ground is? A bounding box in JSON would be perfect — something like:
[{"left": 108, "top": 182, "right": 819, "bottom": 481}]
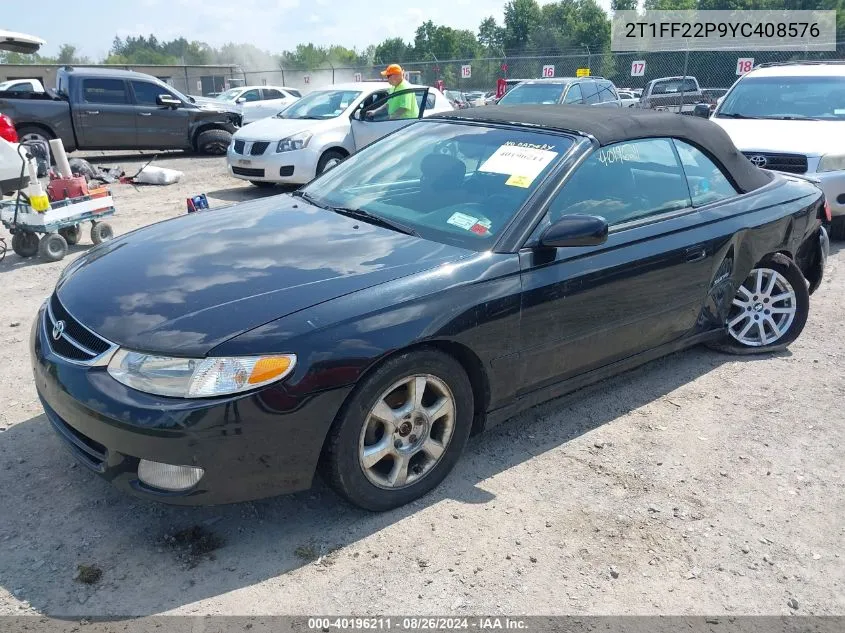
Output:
[{"left": 0, "top": 151, "right": 842, "bottom": 617}]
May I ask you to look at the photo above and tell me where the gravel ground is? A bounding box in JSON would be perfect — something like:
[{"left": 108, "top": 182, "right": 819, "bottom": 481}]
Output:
[{"left": 0, "top": 151, "right": 842, "bottom": 617}]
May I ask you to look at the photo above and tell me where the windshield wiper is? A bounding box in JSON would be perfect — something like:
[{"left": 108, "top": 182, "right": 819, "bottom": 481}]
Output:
[
  {"left": 717, "top": 112, "right": 757, "bottom": 119},
  {"left": 760, "top": 115, "right": 822, "bottom": 121},
  {"left": 290, "top": 192, "right": 419, "bottom": 236},
  {"left": 329, "top": 207, "right": 420, "bottom": 237}
]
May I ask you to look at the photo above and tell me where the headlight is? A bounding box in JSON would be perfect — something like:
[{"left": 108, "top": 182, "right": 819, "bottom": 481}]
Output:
[
  {"left": 276, "top": 131, "right": 311, "bottom": 153},
  {"left": 818, "top": 154, "right": 845, "bottom": 173},
  {"left": 107, "top": 350, "right": 296, "bottom": 398}
]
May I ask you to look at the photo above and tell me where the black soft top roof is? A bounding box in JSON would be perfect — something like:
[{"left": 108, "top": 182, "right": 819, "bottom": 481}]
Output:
[{"left": 433, "top": 105, "right": 773, "bottom": 193}]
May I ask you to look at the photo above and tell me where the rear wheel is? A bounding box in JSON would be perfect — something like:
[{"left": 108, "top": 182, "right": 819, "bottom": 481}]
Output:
[
  {"left": 91, "top": 222, "right": 113, "bottom": 245},
  {"left": 829, "top": 216, "right": 845, "bottom": 241},
  {"left": 708, "top": 256, "right": 809, "bottom": 355},
  {"left": 322, "top": 349, "right": 474, "bottom": 511},
  {"left": 11, "top": 232, "right": 39, "bottom": 258},
  {"left": 16, "top": 125, "right": 53, "bottom": 146},
  {"left": 38, "top": 233, "right": 68, "bottom": 262}
]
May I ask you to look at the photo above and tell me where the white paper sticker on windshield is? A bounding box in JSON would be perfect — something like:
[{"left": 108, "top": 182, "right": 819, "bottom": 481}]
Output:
[
  {"left": 447, "top": 212, "right": 479, "bottom": 230},
  {"left": 479, "top": 143, "right": 558, "bottom": 184},
  {"left": 835, "top": 108, "right": 845, "bottom": 115}
]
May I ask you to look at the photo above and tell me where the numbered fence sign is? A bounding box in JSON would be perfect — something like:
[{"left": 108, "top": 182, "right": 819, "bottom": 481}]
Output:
[
  {"left": 630, "top": 60, "right": 646, "bottom": 77},
  {"left": 354, "top": 72, "right": 362, "bottom": 82},
  {"left": 542, "top": 65, "right": 555, "bottom": 78},
  {"left": 304, "top": 75, "right": 311, "bottom": 84},
  {"left": 736, "top": 58, "right": 754, "bottom": 75},
  {"left": 461, "top": 65, "right": 472, "bottom": 79}
]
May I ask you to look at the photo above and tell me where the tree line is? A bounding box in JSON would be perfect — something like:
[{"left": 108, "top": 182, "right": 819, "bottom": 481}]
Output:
[{"left": 1, "top": 0, "right": 842, "bottom": 69}]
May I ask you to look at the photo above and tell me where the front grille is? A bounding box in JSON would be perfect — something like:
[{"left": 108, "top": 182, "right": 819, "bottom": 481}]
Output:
[
  {"left": 46, "top": 294, "right": 112, "bottom": 363},
  {"left": 232, "top": 166, "right": 265, "bottom": 177},
  {"left": 43, "top": 399, "right": 107, "bottom": 472},
  {"left": 742, "top": 152, "right": 808, "bottom": 174},
  {"left": 250, "top": 141, "right": 270, "bottom": 156},
  {"left": 233, "top": 140, "right": 245, "bottom": 154}
]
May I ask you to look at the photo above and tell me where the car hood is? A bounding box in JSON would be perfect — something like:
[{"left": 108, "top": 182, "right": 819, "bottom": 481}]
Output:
[
  {"left": 57, "top": 196, "right": 470, "bottom": 356},
  {"left": 711, "top": 117, "right": 845, "bottom": 156},
  {"left": 234, "top": 116, "right": 342, "bottom": 139},
  {"left": 191, "top": 98, "right": 241, "bottom": 114}
]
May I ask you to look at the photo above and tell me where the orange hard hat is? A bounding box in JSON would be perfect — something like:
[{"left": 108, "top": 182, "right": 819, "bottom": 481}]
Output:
[{"left": 380, "top": 63, "right": 404, "bottom": 77}]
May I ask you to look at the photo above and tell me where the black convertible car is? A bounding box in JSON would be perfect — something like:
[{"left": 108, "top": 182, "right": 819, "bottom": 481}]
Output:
[{"left": 31, "top": 106, "right": 829, "bottom": 510}]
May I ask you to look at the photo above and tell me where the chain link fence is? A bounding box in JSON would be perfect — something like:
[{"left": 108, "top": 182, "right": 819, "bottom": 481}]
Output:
[{"left": 237, "top": 42, "right": 845, "bottom": 95}]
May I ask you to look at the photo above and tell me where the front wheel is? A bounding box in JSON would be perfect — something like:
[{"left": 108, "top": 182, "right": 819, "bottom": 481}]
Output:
[
  {"left": 11, "top": 232, "right": 39, "bottom": 258},
  {"left": 708, "top": 257, "right": 809, "bottom": 355},
  {"left": 38, "top": 233, "right": 68, "bottom": 262},
  {"left": 59, "top": 225, "right": 81, "bottom": 246},
  {"left": 196, "top": 129, "right": 233, "bottom": 155},
  {"left": 321, "top": 349, "right": 474, "bottom": 511},
  {"left": 316, "top": 150, "right": 347, "bottom": 176}
]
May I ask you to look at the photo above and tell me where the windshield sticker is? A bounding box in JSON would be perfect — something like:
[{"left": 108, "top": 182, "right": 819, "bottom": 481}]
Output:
[
  {"left": 835, "top": 109, "right": 845, "bottom": 114},
  {"left": 598, "top": 144, "right": 641, "bottom": 166},
  {"left": 470, "top": 223, "right": 488, "bottom": 235},
  {"left": 447, "top": 212, "right": 480, "bottom": 230},
  {"left": 480, "top": 144, "right": 559, "bottom": 182},
  {"left": 505, "top": 174, "right": 533, "bottom": 188}
]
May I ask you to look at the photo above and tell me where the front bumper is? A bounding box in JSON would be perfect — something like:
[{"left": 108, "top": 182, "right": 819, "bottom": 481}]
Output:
[
  {"left": 30, "top": 302, "right": 350, "bottom": 505},
  {"left": 226, "top": 144, "right": 319, "bottom": 185}
]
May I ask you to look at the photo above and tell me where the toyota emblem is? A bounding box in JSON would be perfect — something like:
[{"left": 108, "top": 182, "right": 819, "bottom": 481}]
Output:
[
  {"left": 749, "top": 155, "right": 768, "bottom": 167},
  {"left": 52, "top": 320, "right": 66, "bottom": 341}
]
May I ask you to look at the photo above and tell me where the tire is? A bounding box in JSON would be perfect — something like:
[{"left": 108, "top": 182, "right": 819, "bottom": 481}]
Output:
[
  {"left": 316, "top": 150, "right": 347, "bottom": 176},
  {"left": 829, "top": 216, "right": 845, "bottom": 241},
  {"left": 707, "top": 255, "right": 809, "bottom": 355},
  {"left": 38, "top": 233, "right": 68, "bottom": 262},
  {"left": 90, "top": 222, "right": 114, "bottom": 245},
  {"left": 11, "top": 232, "right": 39, "bottom": 258},
  {"left": 249, "top": 180, "right": 276, "bottom": 188},
  {"left": 321, "top": 349, "right": 474, "bottom": 511},
  {"left": 196, "top": 129, "right": 233, "bottom": 155},
  {"left": 59, "top": 225, "right": 81, "bottom": 246},
  {"left": 16, "top": 125, "right": 53, "bottom": 146}
]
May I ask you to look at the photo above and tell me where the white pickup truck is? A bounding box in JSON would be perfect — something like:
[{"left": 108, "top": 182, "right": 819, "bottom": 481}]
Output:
[{"left": 0, "top": 78, "right": 44, "bottom": 93}]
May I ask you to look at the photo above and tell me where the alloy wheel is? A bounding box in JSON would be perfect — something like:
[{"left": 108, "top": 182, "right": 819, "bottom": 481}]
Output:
[{"left": 727, "top": 267, "right": 797, "bottom": 347}]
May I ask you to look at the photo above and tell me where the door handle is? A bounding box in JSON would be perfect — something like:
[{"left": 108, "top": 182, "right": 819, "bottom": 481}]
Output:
[
  {"left": 685, "top": 246, "right": 707, "bottom": 262},
  {"left": 138, "top": 112, "right": 152, "bottom": 116},
  {"left": 84, "top": 110, "right": 100, "bottom": 115}
]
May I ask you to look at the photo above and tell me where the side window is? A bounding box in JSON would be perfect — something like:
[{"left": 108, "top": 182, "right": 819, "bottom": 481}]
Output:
[
  {"left": 241, "top": 89, "right": 261, "bottom": 102},
  {"left": 673, "top": 140, "right": 738, "bottom": 206},
  {"left": 563, "top": 84, "right": 582, "bottom": 104},
  {"left": 581, "top": 81, "right": 600, "bottom": 105},
  {"left": 131, "top": 81, "right": 175, "bottom": 106},
  {"left": 263, "top": 89, "right": 283, "bottom": 100},
  {"left": 543, "top": 138, "right": 692, "bottom": 228},
  {"left": 367, "top": 89, "right": 425, "bottom": 121},
  {"left": 11, "top": 82, "right": 34, "bottom": 93},
  {"left": 83, "top": 79, "right": 129, "bottom": 105},
  {"left": 286, "top": 89, "right": 302, "bottom": 98},
  {"left": 598, "top": 81, "right": 618, "bottom": 103},
  {"left": 425, "top": 93, "right": 436, "bottom": 109}
]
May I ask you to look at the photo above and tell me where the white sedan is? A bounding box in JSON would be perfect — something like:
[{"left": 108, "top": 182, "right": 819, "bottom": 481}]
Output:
[
  {"left": 226, "top": 81, "right": 453, "bottom": 187},
  {"left": 201, "top": 85, "right": 301, "bottom": 124}
]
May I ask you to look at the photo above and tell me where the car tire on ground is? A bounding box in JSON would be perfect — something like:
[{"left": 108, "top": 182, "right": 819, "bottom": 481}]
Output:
[
  {"left": 196, "top": 129, "right": 233, "bottom": 155},
  {"left": 316, "top": 150, "right": 347, "bottom": 176},
  {"left": 249, "top": 181, "right": 276, "bottom": 188},
  {"left": 59, "top": 225, "right": 81, "bottom": 246},
  {"left": 90, "top": 222, "right": 113, "bottom": 245},
  {"left": 15, "top": 125, "right": 53, "bottom": 146},
  {"left": 707, "top": 254, "right": 809, "bottom": 355},
  {"left": 321, "top": 348, "right": 474, "bottom": 511},
  {"left": 828, "top": 216, "right": 845, "bottom": 241},
  {"left": 11, "top": 232, "right": 39, "bottom": 258},
  {"left": 38, "top": 233, "right": 68, "bottom": 262}
]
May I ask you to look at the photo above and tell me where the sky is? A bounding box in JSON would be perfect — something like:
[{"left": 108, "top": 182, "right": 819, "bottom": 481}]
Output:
[{"left": 11, "top": 0, "right": 614, "bottom": 61}]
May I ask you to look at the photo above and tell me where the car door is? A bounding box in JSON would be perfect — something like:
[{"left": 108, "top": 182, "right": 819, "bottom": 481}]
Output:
[
  {"left": 350, "top": 88, "right": 430, "bottom": 150},
  {"left": 237, "top": 88, "right": 263, "bottom": 121},
  {"left": 516, "top": 138, "right": 720, "bottom": 393},
  {"left": 580, "top": 80, "right": 601, "bottom": 106},
  {"left": 258, "top": 88, "right": 289, "bottom": 119},
  {"left": 596, "top": 80, "right": 621, "bottom": 107},
  {"left": 562, "top": 83, "right": 584, "bottom": 105},
  {"left": 74, "top": 78, "right": 137, "bottom": 148},
  {"left": 130, "top": 80, "right": 191, "bottom": 149}
]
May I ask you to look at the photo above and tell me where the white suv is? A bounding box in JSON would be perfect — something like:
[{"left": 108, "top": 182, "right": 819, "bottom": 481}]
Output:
[
  {"left": 227, "top": 82, "right": 453, "bottom": 187},
  {"left": 710, "top": 61, "right": 845, "bottom": 239}
]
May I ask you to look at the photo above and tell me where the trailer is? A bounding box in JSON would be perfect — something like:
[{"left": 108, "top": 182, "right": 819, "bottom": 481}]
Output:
[{"left": 1, "top": 187, "right": 115, "bottom": 262}]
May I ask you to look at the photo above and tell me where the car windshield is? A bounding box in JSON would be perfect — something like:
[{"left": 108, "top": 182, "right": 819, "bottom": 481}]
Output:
[
  {"left": 276, "top": 89, "right": 362, "bottom": 119},
  {"left": 298, "top": 121, "right": 574, "bottom": 251},
  {"left": 498, "top": 83, "right": 566, "bottom": 105},
  {"left": 215, "top": 88, "right": 242, "bottom": 102},
  {"left": 718, "top": 75, "right": 845, "bottom": 120}
]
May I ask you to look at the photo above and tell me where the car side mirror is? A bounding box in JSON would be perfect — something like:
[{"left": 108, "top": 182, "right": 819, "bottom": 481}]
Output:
[
  {"left": 539, "top": 215, "right": 608, "bottom": 248},
  {"left": 236, "top": 97, "right": 246, "bottom": 104},
  {"left": 693, "top": 103, "right": 711, "bottom": 118},
  {"left": 157, "top": 95, "right": 181, "bottom": 108}
]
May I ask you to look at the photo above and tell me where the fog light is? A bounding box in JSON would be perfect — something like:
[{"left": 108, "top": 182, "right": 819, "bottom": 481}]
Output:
[{"left": 137, "top": 460, "right": 204, "bottom": 492}]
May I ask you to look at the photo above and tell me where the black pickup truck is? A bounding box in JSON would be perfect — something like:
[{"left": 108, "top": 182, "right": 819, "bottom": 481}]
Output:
[{"left": 0, "top": 66, "right": 241, "bottom": 154}]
